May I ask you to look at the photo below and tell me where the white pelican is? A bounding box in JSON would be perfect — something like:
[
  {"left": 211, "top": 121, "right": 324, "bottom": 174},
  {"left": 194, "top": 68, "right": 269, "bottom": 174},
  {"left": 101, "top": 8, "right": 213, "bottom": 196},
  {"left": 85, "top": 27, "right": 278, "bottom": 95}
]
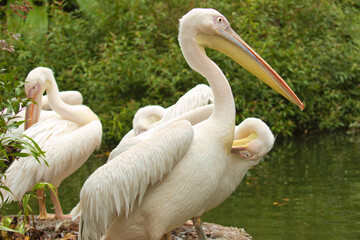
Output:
[
  {"left": 106, "top": 104, "right": 214, "bottom": 162},
  {"left": 121, "top": 84, "right": 213, "bottom": 141},
  {"left": 160, "top": 84, "right": 213, "bottom": 123},
  {"left": 76, "top": 8, "right": 303, "bottom": 240},
  {"left": 108, "top": 83, "right": 213, "bottom": 162},
  {"left": 111, "top": 84, "right": 213, "bottom": 160},
  {"left": 1, "top": 67, "right": 102, "bottom": 220}
]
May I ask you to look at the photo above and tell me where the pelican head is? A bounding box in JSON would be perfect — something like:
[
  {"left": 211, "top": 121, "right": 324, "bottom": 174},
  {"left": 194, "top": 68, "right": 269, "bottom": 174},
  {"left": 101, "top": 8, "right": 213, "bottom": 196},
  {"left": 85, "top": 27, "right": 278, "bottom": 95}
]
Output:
[
  {"left": 24, "top": 67, "right": 53, "bottom": 129},
  {"left": 179, "top": 8, "right": 304, "bottom": 110},
  {"left": 231, "top": 118, "right": 275, "bottom": 163},
  {"left": 133, "top": 105, "right": 165, "bottom": 135}
]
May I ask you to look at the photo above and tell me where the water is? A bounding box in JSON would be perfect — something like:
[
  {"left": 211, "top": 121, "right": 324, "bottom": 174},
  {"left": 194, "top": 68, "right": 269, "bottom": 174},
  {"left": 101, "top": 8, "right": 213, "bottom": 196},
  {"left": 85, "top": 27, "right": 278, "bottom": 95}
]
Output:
[
  {"left": 2, "top": 132, "right": 360, "bottom": 239},
  {"left": 203, "top": 132, "right": 360, "bottom": 239}
]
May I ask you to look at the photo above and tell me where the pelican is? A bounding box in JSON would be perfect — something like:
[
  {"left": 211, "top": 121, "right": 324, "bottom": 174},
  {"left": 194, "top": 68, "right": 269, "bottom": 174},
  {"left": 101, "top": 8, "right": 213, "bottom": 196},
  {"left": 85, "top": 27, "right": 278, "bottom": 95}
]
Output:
[
  {"left": 114, "top": 84, "right": 213, "bottom": 159},
  {"left": 76, "top": 8, "right": 303, "bottom": 240},
  {"left": 121, "top": 84, "right": 213, "bottom": 141},
  {"left": 1, "top": 67, "right": 102, "bottom": 220},
  {"left": 109, "top": 83, "right": 213, "bottom": 162}
]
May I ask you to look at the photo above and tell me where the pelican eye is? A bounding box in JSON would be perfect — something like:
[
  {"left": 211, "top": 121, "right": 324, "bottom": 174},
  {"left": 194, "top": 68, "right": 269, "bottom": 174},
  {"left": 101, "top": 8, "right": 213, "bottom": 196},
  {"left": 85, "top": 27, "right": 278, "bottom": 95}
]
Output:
[
  {"left": 240, "top": 150, "right": 253, "bottom": 159},
  {"left": 214, "top": 16, "right": 228, "bottom": 29}
]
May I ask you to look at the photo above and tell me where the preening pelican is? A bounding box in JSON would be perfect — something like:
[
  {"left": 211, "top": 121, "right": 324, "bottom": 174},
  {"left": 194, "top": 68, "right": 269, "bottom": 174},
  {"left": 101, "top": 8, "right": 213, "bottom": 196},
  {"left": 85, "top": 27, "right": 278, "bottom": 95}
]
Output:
[
  {"left": 4, "top": 90, "right": 83, "bottom": 135},
  {"left": 76, "top": 8, "right": 303, "bottom": 240},
  {"left": 1, "top": 67, "right": 102, "bottom": 220}
]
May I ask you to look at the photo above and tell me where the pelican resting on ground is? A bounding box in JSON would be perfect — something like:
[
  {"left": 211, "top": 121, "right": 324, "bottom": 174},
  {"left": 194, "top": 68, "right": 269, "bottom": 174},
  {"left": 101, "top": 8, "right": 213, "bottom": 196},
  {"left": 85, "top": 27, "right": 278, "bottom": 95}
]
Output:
[
  {"left": 1, "top": 67, "right": 102, "bottom": 220},
  {"left": 75, "top": 8, "right": 303, "bottom": 240}
]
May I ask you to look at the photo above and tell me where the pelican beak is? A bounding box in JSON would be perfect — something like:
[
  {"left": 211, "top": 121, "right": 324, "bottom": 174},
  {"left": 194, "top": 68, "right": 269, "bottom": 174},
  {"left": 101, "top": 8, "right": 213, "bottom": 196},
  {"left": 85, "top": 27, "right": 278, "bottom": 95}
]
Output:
[
  {"left": 231, "top": 132, "right": 257, "bottom": 153},
  {"left": 25, "top": 84, "right": 41, "bottom": 130},
  {"left": 196, "top": 27, "right": 304, "bottom": 110}
]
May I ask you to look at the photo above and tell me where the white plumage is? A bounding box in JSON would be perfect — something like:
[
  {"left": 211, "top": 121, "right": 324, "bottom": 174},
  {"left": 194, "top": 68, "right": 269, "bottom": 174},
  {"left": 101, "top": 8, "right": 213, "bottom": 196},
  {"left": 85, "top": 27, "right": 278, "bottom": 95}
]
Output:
[
  {"left": 4, "top": 91, "right": 83, "bottom": 135},
  {"left": 1, "top": 67, "right": 102, "bottom": 220},
  {"left": 160, "top": 84, "right": 213, "bottom": 123},
  {"left": 122, "top": 84, "right": 213, "bottom": 142},
  {"left": 76, "top": 8, "right": 302, "bottom": 240},
  {"left": 75, "top": 120, "right": 194, "bottom": 239},
  {"left": 4, "top": 118, "right": 101, "bottom": 198},
  {"left": 41, "top": 90, "right": 83, "bottom": 110}
]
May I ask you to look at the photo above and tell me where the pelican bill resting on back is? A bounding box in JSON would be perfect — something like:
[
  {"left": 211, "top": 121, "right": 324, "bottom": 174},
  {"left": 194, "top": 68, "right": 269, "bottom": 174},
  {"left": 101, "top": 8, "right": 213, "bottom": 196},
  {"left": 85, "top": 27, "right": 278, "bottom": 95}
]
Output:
[
  {"left": 1, "top": 67, "right": 102, "bottom": 220},
  {"left": 75, "top": 8, "right": 303, "bottom": 240}
]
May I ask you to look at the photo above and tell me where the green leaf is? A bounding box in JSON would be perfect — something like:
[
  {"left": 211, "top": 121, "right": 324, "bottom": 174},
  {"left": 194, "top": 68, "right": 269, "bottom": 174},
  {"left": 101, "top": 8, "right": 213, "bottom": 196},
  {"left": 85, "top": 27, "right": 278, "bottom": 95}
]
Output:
[
  {"left": 0, "top": 224, "right": 18, "bottom": 233},
  {"left": 8, "top": 152, "right": 31, "bottom": 158}
]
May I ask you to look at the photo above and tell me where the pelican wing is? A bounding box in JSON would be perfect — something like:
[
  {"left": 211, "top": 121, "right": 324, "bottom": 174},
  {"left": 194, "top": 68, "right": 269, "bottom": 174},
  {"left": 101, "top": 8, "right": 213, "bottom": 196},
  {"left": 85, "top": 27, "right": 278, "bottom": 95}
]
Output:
[
  {"left": 1, "top": 115, "right": 102, "bottom": 202},
  {"left": 107, "top": 118, "right": 175, "bottom": 161},
  {"left": 108, "top": 105, "right": 213, "bottom": 161},
  {"left": 78, "top": 120, "right": 194, "bottom": 240},
  {"left": 160, "top": 84, "right": 213, "bottom": 122}
]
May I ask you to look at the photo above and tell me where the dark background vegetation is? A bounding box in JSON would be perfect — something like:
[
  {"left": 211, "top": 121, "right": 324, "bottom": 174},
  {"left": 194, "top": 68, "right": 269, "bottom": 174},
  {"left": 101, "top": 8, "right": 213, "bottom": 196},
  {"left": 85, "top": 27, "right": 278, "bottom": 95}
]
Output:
[{"left": 1, "top": 0, "right": 360, "bottom": 150}]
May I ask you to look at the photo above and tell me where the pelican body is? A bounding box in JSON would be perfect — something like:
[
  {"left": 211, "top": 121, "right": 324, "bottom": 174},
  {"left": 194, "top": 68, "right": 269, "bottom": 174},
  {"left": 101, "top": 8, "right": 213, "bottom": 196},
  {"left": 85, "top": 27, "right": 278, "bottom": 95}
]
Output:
[{"left": 77, "top": 8, "right": 303, "bottom": 240}]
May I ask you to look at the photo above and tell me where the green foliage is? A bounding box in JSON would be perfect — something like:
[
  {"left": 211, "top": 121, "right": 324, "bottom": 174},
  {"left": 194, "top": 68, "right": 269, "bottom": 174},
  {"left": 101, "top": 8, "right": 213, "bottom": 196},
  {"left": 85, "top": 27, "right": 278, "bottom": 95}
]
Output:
[
  {"left": 0, "top": 216, "right": 28, "bottom": 238},
  {"left": 1, "top": 0, "right": 360, "bottom": 150},
  {"left": 0, "top": 183, "right": 57, "bottom": 238},
  {"left": 19, "top": 182, "right": 56, "bottom": 219},
  {"left": 0, "top": 2, "right": 59, "bottom": 238}
]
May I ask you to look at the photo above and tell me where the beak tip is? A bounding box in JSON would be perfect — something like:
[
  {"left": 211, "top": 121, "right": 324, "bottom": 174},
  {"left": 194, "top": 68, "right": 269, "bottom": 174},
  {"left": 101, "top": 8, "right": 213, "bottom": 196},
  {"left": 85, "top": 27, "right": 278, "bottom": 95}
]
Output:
[{"left": 299, "top": 102, "right": 305, "bottom": 111}]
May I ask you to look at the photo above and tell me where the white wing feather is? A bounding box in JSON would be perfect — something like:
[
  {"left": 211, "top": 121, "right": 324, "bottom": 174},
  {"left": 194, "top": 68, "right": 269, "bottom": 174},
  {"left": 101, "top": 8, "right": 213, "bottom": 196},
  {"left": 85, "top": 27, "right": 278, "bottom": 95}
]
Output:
[
  {"left": 1, "top": 115, "right": 102, "bottom": 203},
  {"left": 108, "top": 104, "right": 213, "bottom": 161},
  {"left": 78, "top": 120, "right": 194, "bottom": 240},
  {"left": 160, "top": 84, "right": 213, "bottom": 122}
]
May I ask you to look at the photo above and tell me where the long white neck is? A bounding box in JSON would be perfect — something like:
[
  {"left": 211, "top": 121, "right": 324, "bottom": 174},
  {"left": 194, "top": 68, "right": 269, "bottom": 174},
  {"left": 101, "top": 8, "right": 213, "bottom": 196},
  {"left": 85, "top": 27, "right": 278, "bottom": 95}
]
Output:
[
  {"left": 45, "top": 74, "right": 98, "bottom": 126},
  {"left": 179, "top": 31, "right": 235, "bottom": 128}
]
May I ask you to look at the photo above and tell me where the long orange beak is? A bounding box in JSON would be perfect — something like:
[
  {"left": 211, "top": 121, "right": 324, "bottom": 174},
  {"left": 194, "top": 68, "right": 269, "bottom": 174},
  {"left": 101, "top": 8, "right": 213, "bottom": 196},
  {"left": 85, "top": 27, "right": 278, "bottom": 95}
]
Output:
[
  {"left": 197, "top": 26, "right": 304, "bottom": 110},
  {"left": 25, "top": 84, "right": 41, "bottom": 130}
]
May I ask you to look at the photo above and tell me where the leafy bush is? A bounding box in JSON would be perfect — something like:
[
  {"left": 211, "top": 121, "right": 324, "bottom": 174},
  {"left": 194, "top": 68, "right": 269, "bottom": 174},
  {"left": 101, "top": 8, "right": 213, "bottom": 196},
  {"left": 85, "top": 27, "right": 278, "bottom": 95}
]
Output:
[
  {"left": 1, "top": 0, "right": 359, "bottom": 150},
  {"left": 0, "top": 3, "right": 58, "bottom": 237}
]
